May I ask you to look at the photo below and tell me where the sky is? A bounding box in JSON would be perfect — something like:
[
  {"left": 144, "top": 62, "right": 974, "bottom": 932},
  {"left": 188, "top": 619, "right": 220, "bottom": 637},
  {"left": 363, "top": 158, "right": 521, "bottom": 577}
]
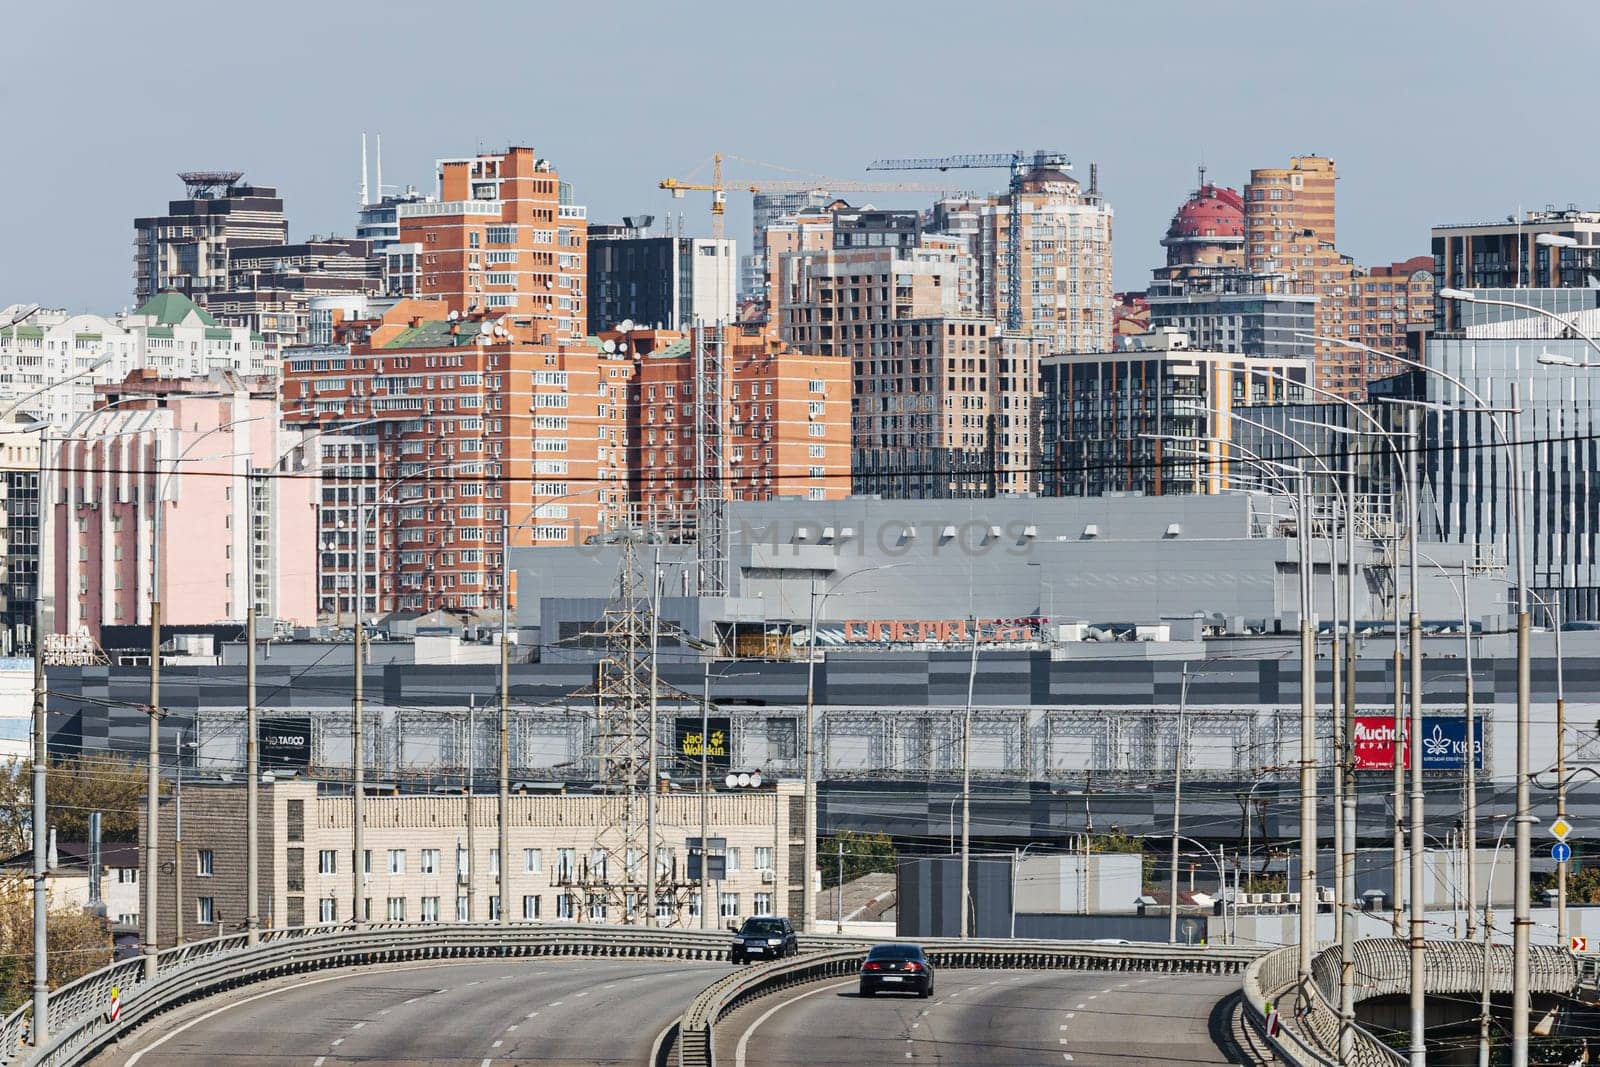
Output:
[{"left": 7, "top": 0, "right": 1600, "bottom": 311}]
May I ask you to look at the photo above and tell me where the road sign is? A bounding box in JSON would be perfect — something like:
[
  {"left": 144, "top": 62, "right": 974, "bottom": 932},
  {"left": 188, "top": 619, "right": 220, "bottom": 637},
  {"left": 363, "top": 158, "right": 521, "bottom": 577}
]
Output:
[
  {"left": 1572, "top": 935, "right": 1589, "bottom": 953},
  {"left": 1552, "top": 817, "right": 1574, "bottom": 841},
  {"left": 1553, "top": 842, "right": 1573, "bottom": 863}
]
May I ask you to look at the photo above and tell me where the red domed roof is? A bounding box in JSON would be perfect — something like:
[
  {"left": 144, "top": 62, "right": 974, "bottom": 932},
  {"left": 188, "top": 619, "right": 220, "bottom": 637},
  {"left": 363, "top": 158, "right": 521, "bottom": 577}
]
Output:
[{"left": 1164, "top": 184, "right": 1245, "bottom": 243}]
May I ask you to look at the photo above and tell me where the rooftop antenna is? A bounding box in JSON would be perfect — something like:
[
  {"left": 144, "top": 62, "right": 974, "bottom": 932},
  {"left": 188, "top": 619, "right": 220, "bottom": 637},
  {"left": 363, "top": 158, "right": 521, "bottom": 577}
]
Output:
[
  {"left": 375, "top": 132, "right": 384, "bottom": 201},
  {"left": 361, "top": 134, "right": 370, "bottom": 207},
  {"left": 1197, "top": 158, "right": 1207, "bottom": 190}
]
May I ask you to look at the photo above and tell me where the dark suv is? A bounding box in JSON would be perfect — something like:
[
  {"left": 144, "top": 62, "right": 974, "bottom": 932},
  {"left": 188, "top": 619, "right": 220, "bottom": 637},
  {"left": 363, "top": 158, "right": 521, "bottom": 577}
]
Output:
[{"left": 730, "top": 916, "right": 797, "bottom": 963}]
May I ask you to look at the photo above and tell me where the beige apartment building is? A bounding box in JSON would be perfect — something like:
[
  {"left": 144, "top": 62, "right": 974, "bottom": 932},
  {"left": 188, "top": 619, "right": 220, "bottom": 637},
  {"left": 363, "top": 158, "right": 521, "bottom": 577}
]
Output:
[
  {"left": 141, "top": 779, "right": 801, "bottom": 943},
  {"left": 1243, "top": 155, "right": 1432, "bottom": 398},
  {"left": 778, "top": 242, "right": 971, "bottom": 358}
]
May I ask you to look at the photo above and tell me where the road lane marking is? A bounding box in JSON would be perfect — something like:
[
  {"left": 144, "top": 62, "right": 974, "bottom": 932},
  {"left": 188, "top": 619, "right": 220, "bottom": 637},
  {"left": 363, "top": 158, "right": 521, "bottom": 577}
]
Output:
[
  {"left": 330, "top": 1039, "right": 344, "bottom": 1047},
  {"left": 507, "top": 1024, "right": 518, "bottom": 1031},
  {"left": 493, "top": 1039, "right": 504, "bottom": 1048},
  {"left": 549, "top": 1000, "right": 564, "bottom": 1007},
  {"left": 313, "top": 1060, "right": 325, "bottom": 1067},
  {"left": 123, "top": 966, "right": 440, "bottom": 1066},
  {"left": 351, "top": 1022, "right": 365, "bottom": 1030},
  {"left": 1075, "top": 1002, "right": 1086, "bottom": 1009},
  {"left": 734, "top": 980, "right": 854, "bottom": 1067},
  {"left": 526, "top": 1011, "right": 539, "bottom": 1019}
]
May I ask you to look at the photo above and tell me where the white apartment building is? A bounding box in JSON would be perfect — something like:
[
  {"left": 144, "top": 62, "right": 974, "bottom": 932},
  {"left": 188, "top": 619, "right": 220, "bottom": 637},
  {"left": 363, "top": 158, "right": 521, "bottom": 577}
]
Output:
[{"left": 0, "top": 294, "right": 275, "bottom": 430}]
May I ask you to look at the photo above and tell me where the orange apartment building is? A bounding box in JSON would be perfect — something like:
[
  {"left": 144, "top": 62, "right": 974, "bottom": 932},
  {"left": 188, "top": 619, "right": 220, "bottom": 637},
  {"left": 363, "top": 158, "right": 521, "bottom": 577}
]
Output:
[
  {"left": 607, "top": 324, "right": 851, "bottom": 532},
  {"left": 283, "top": 300, "right": 631, "bottom": 615},
  {"left": 1243, "top": 155, "right": 1432, "bottom": 398},
  {"left": 284, "top": 303, "right": 849, "bottom": 616},
  {"left": 397, "top": 146, "right": 587, "bottom": 342}
]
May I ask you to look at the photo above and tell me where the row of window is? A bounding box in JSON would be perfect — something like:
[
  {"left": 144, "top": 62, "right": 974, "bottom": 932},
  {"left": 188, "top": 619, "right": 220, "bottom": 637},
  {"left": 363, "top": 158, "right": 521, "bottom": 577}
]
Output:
[
  {"left": 313, "top": 890, "right": 775, "bottom": 924},
  {"left": 317, "top": 846, "right": 776, "bottom": 877}
]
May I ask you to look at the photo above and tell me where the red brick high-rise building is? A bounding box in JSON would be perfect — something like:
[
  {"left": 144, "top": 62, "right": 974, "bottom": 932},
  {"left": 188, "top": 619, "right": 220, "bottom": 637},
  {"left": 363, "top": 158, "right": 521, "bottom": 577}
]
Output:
[{"left": 398, "top": 146, "right": 587, "bottom": 343}]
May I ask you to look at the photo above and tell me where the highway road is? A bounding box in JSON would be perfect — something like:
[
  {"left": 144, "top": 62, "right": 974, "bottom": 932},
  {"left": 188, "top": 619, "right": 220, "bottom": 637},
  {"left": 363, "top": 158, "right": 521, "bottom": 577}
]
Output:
[
  {"left": 89, "top": 957, "right": 731, "bottom": 1067},
  {"left": 720, "top": 967, "right": 1238, "bottom": 1066}
]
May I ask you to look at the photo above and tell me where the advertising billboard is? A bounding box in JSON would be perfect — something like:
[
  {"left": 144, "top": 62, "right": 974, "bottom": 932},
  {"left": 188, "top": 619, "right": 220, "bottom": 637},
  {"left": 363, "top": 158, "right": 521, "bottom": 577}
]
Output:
[
  {"left": 676, "top": 716, "right": 731, "bottom": 776},
  {"left": 1352, "top": 715, "right": 1483, "bottom": 770},
  {"left": 258, "top": 716, "right": 313, "bottom": 770}
]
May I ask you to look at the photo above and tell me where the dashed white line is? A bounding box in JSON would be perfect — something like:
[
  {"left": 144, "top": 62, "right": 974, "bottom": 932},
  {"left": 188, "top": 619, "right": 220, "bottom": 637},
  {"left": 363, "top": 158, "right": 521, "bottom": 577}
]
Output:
[
  {"left": 506, "top": 1024, "right": 518, "bottom": 1032},
  {"left": 330, "top": 1038, "right": 344, "bottom": 1047},
  {"left": 526, "top": 1011, "right": 539, "bottom": 1019},
  {"left": 603, "top": 982, "right": 618, "bottom": 990},
  {"left": 492, "top": 1039, "right": 504, "bottom": 1048},
  {"left": 313, "top": 1059, "right": 325, "bottom": 1067},
  {"left": 548, "top": 1000, "right": 564, "bottom": 1007},
  {"left": 378, "top": 1008, "right": 391, "bottom": 1015},
  {"left": 574, "top": 990, "right": 590, "bottom": 998},
  {"left": 403, "top": 996, "right": 421, "bottom": 1005},
  {"left": 479, "top": 1059, "right": 493, "bottom": 1067},
  {"left": 1075, "top": 1002, "right": 1086, "bottom": 1009},
  {"left": 351, "top": 1021, "right": 365, "bottom": 1030}
]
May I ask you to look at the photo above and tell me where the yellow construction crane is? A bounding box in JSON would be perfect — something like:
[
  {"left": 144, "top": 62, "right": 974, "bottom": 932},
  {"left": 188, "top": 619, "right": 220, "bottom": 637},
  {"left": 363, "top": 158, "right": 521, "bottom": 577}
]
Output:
[
  {"left": 659, "top": 152, "right": 728, "bottom": 239},
  {"left": 660, "top": 154, "right": 952, "bottom": 239}
]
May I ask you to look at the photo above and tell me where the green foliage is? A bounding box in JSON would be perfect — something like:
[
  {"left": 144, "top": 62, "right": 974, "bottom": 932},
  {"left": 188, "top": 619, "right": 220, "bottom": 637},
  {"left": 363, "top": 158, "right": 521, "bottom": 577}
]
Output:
[
  {"left": 819, "top": 832, "right": 896, "bottom": 889},
  {"left": 1535, "top": 864, "right": 1600, "bottom": 904},
  {"left": 0, "top": 756, "right": 154, "bottom": 858},
  {"left": 0, "top": 877, "right": 113, "bottom": 1015},
  {"left": 1242, "top": 875, "right": 1288, "bottom": 895}
]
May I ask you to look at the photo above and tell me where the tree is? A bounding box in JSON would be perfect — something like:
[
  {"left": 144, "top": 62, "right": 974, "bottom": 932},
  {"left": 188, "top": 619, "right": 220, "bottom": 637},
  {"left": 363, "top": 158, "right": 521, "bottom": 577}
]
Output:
[
  {"left": 0, "top": 756, "right": 153, "bottom": 859},
  {"left": 819, "top": 832, "right": 896, "bottom": 889},
  {"left": 0, "top": 874, "right": 113, "bottom": 1015}
]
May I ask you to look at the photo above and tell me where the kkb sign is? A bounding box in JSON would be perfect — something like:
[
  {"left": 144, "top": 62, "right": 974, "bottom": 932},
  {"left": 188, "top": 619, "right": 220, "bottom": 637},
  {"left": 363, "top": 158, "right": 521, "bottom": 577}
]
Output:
[{"left": 1353, "top": 716, "right": 1483, "bottom": 771}]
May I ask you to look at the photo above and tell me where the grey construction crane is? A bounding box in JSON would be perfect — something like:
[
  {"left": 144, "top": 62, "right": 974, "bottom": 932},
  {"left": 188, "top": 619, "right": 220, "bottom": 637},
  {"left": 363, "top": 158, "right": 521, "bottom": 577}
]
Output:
[{"left": 866, "top": 150, "right": 1070, "bottom": 331}]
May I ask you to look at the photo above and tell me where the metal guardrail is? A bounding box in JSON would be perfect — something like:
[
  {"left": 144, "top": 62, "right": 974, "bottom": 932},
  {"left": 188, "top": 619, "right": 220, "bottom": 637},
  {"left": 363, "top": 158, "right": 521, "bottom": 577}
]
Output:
[
  {"left": 0, "top": 922, "right": 732, "bottom": 1067},
  {"left": 676, "top": 936, "right": 1262, "bottom": 1067},
  {"left": 1242, "top": 938, "right": 1583, "bottom": 1067}
]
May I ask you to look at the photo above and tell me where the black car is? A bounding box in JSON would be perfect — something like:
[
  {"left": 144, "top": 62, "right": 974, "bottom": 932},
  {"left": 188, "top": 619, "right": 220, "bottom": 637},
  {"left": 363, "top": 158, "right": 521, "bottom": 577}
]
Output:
[
  {"left": 859, "top": 943, "right": 933, "bottom": 997},
  {"left": 730, "top": 916, "right": 798, "bottom": 963}
]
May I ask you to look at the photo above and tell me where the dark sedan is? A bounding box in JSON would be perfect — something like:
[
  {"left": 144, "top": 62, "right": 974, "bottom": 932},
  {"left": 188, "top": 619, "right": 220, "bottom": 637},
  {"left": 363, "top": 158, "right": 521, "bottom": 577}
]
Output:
[{"left": 858, "top": 943, "right": 933, "bottom": 997}]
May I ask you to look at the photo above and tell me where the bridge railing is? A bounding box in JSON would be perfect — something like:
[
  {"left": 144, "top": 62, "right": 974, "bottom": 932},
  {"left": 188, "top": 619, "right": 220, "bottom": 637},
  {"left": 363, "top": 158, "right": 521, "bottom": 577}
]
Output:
[
  {"left": 1243, "top": 938, "right": 1582, "bottom": 1066},
  {"left": 675, "top": 936, "right": 1262, "bottom": 1067},
  {"left": 0, "top": 922, "right": 732, "bottom": 1067}
]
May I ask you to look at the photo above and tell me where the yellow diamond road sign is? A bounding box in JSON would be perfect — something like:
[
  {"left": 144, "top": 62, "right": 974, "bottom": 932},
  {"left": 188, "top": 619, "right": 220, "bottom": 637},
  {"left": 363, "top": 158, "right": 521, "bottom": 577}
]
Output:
[{"left": 1552, "top": 818, "right": 1573, "bottom": 841}]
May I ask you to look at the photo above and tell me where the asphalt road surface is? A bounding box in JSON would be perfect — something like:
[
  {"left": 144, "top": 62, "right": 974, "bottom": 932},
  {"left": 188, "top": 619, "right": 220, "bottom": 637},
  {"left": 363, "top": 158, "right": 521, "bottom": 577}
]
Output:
[
  {"left": 720, "top": 966, "right": 1238, "bottom": 1066},
  {"left": 89, "top": 957, "right": 731, "bottom": 1067}
]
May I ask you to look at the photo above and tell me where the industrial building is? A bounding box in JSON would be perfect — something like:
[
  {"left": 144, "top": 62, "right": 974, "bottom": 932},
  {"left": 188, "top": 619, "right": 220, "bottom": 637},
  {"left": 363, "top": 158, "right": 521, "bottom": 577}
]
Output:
[{"left": 586, "top": 221, "right": 736, "bottom": 334}]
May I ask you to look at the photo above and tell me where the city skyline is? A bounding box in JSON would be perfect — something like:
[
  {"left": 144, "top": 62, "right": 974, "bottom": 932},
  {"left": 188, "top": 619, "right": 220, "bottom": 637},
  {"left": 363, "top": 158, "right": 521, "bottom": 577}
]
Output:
[{"left": 8, "top": 0, "right": 1600, "bottom": 310}]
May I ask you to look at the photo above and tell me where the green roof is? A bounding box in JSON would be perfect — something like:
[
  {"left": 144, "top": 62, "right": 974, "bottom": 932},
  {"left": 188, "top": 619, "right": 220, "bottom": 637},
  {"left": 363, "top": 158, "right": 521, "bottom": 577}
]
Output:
[
  {"left": 73, "top": 333, "right": 102, "bottom": 343},
  {"left": 204, "top": 327, "right": 233, "bottom": 341},
  {"left": 146, "top": 327, "right": 174, "bottom": 340},
  {"left": 134, "top": 291, "right": 217, "bottom": 327},
  {"left": 382, "top": 320, "right": 475, "bottom": 349},
  {"left": 7, "top": 325, "right": 42, "bottom": 341},
  {"left": 648, "top": 338, "right": 693, "bottom": 359}
]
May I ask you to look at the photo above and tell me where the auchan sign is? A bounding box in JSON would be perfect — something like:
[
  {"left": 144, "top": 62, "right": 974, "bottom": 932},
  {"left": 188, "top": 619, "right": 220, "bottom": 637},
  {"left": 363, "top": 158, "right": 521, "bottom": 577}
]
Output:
[{"left": 1353, "top": 715, "right": 1483, "bottom": 770}]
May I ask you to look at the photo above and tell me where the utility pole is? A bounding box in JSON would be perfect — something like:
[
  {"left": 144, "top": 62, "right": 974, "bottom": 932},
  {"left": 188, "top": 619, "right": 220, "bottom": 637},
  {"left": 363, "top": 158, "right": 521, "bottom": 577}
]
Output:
[
  {"left": 246, "top": 464, "right": 260, "bottom": 945},
  {"left": 1554, "top": 594, "right": 1567, "bottom": 948},
  {"left": 1296, "top": 473, "right": 1317, "bottom": 979},
  {"left": 1339, "top": 466, "right": 1359, "bottom": 1063},
  {"left": 1392, "top": 467, "right": 1406, "bottom": 939},
  {"left": 1407, "top": 407, "right": 1426, "bottom": 1067},
  {"left": 645, "top": 549, "right": 660, "bottom": 925},
  {"left": 145, "top": 436, "right": 163, "bottom": 981},
  {"left": 174, "top": 727, "right": 184, "bottom": 945},
  {"left": 498, "top": 509, "right": 510, "bottom": 927},
  {"left": 352, "top": 501, "right": 366, "bottom": 926},
  {"left": 30, "top": 434, "right": 48, "bottom": 1046},
  {"left": 1510, "top": 382, "right": 1532, "bottom": 1067},
  {"left": 801, "top": 582, "right": 819, "bottom": 934},
  {"left": 959, "top": 615, "right": 978, "bottom": 939},
  {"left": 1169, "top": 663, "right": 1188, "bottom": 945},
  {"left": 700, "top": 660, "right": 710, "bottom": 930},
  {"left": 466, "top": 695, "right": 475, "bottom": 920},
  {"left": 836, "top": 838, "right": 844, "bottom": 932},
  {"left": 1462, "top": 560, "right": 1477, "bottom": 940}
]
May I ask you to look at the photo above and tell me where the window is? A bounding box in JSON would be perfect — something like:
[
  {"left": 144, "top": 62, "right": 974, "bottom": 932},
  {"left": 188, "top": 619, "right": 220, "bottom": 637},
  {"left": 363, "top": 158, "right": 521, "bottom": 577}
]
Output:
[
  {"left": 755, "top": 846, "right": 774, "bottom": 871},
  {"left": 456, "top": 896, "right": 469, "bottom": 921},
  {"left": 388, "top": 849, "right": 406, "bottom": 875},
  {"left": 489, "top": 896, "right": 501, "bottom": 920},
  {"left": 556, "top": 848, "right": 576, "bottom": 881},
  {"left": 457, "top": 846, "right": 469, "bottom": 878},
  {"left": 421, "top": 896, "right": 440, "bottom": 922},
  {"left": 489, "top": 849, "right": 500, "bottom": 877},
  {"left": 197, "top": 897, "right": 215, "bottom": 925},
  {"left": 724, "top": 847, "right": 740, "bottom": 873},
  {"left": 719, "top": 892, "right": 739, "bottom": 919},
  {"left": 556, "top": 893, "right": 574, "bottom": 919},
  {"left": 196, "top": 850, "right": 214, "bottom": 877},
  {"left": 755, "top": 892, "right": 773, "bottom": 915},
  {"left": 387, "top": 897, "right": 406, "bottom": 921},
  {"left": 523, "top": 848, "right": 543, "bottom": 874},
  {"left": 319, "top": 898, "right": 337, "bottom": 923},
  {"left": 286, "top": 799, "right": 304, "bottom": 842},
  {"left": 363, "top": 850, "right": 372, "bottom": 875},
  {"left": 420, "top": 849, "right": 439, "bottom": 875},
  {"left": 589, "top": 848, "right": 608, "bottom": 881},
  {"left": 689, "top": 892, "right": 701, "bottom": 919},
  {"left": 655, "top": 895, "right": 673, "bottom": 920},
  {"left": 116, "top": 868, "right": 137, "bottom": 884},
  {"left": 523, "top": 894, "right": 541, "bottom": 919},
  {"left": 318, "top": 850, "right": 337, "bottom": 875}
]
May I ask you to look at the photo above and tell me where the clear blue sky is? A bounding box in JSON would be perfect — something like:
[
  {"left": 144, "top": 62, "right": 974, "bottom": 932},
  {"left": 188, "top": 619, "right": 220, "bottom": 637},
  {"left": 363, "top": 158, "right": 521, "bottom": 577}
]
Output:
[{"left": 7, "top": 0, "right": 1596, "bottom": 310}]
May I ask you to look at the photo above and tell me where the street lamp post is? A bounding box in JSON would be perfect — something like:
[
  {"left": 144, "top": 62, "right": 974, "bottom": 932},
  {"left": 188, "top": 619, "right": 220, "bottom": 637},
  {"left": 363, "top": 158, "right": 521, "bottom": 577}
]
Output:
[
  {"left": 960, "top": 614, "right": 978, "bottom": 940},
  {"left": 800, "top": 563, "right": 907, "bottom": 934}
]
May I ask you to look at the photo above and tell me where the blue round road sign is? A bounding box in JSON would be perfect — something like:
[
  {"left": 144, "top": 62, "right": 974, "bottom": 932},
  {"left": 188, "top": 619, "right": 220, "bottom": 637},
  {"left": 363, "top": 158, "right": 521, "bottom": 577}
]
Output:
[{"left": 1553, "top": 842, "right": 1573, "bottom": 863}]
